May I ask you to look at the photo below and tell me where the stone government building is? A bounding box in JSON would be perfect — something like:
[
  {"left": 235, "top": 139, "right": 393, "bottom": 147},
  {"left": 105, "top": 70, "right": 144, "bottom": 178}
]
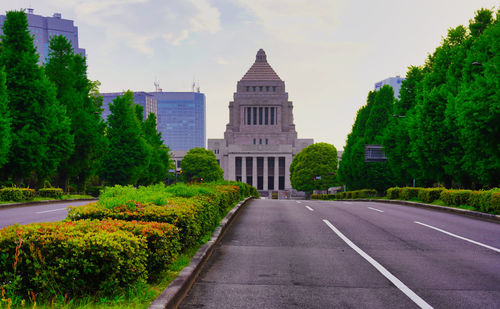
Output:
[{"left": 208, "top": 49, "right": 313, "bottom": 198}]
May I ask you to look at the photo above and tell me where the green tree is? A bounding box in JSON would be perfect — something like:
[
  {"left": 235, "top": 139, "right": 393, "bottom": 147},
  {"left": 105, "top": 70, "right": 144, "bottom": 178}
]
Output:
[
  {"left": 138, "top": 113, "right": 172, "bottom": 185},
  {"left": 180, "top": 148, "right": 223, "bottom": 183},
  {"left": 0, "top": 68, "right": 10, "bottom": 167},
  {"left": 100, "top": 91, "right": 150, "bottom": 185},
  {"left": 45, "top": 35, "right": 106, "bottom": 191},
  {"left": 290, "top": 143, "right": 338, "bottom": 194},
  {"left": 0, "top": 11, "right": 73, "bottom": 186}
]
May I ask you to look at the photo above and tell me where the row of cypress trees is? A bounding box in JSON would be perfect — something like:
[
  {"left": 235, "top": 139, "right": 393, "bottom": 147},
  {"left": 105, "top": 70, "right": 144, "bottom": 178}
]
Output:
[
  {"left": 0, "top": 10, "right": 171, "bottom": 191},
  {"left": 338, "top": 8, "right": 499, "bottom": 192}
]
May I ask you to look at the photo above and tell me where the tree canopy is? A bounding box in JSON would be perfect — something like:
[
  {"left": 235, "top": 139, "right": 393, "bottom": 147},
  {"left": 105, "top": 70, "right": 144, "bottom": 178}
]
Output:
[
  {"left": 290, "top": 143, "right": 338, "bottom": 193},
  {"left": 180, "top": 148, "right": 223, "bottom": 183}
]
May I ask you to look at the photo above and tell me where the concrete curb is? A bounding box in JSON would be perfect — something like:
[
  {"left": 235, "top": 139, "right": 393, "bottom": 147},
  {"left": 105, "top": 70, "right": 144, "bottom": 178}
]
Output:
[
  {"left": 0, "top": 198, "right": 98, "bottom": 209},
  {"left": 149, "top": 196, "right": 255, "bottom": 309},
  {"left": 334, "top": 198, "right": 500, "bottom": 223}
]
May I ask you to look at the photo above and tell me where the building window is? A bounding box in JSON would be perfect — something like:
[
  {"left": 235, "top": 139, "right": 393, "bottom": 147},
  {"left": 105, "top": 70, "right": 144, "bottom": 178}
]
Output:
[
  {"left": 259, "top": 86, "right": 263, "bottom": 91},
  {"left": 259, "top": 138, "right": 262, "bottom": 144},
  {"left": 246, "top": 86, "right": 250, "bottom": 92},
  {"left": 253, "top": 107, "right": 257, "bottom": 125},
  {"left": 266, "top": 86, "right": 270, "bottom": 91},
  {"left": 259, "top": 107, "right": 263, "bottom": 125},
  {"left": 177, "top": 160, "right": 181, "bottom": 168},
  {"left": 253, "top": 86, "right": 256, "bottom": 92},
  {"left": 253, "top": 138, "right": 256, "bottom": 144},
  {"left": 247, "top": 107, "right": 251, "bottom": 125},
  {"left": 265, "top": 139, "right": 268, "bottom": 144},
  {"left": 270, "top": 107, "right": 275, "bottom": 125},
  {"left": 265, "top": 107, "right": 268, "bottom": 125},
  {"left": 273, "top": 86, "right": 276, "bottom": 92}
]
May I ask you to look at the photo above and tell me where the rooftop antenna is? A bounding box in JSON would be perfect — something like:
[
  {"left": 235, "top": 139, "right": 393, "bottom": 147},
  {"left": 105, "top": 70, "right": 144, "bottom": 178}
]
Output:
[
  {"left": 196, "top": 79, "right": 200, "bottom": 93},
  {"left": 192, "top": 79, "right": 196, "bottom": 92},
  {"left": 154, "top": 78, "right": 162, "bottom": 92}
]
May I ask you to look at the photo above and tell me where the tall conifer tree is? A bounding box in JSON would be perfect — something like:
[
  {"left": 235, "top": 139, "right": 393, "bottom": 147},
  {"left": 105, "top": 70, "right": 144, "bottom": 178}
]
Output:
[{"left": 0, "top": 68, "right": 10, "bottom": 167}]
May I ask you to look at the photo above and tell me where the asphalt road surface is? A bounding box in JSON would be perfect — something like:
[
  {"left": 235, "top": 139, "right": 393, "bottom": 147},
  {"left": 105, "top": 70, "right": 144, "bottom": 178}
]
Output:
[
  {"left": 181, "top": 199, "right": 500, "bottom": 309},
  {"left": 0, "top": 200, "right": 93, "bottom": 228}
]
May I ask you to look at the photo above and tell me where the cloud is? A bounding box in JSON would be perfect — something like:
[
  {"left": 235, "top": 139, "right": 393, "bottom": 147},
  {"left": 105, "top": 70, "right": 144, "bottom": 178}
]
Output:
[
  {"left": 45, "top": 0, "right": 221, "bottom": 54},
  {"left": 235, "top": 0, "right": 345, "bottom": 43}
]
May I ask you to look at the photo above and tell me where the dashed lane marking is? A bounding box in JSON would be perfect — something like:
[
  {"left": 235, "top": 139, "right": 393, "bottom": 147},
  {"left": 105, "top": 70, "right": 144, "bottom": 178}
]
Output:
[
  {"left": 305, "top": 206, "right": 314, "bottom": 211},
  {"left": 36, "top": 208, "right": 67, "bottom": 214},
  {"left": 368, "top": 207, "right": 384, "bottom": 213}
]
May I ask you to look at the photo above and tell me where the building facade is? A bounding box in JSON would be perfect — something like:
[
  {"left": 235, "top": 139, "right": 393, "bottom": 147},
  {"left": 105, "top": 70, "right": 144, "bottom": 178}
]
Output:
[
  {"left": 149, "top": 92, "right": 206, "bottom": 151},
  {"left": 374, "top": 75, "right": 405, "bottom": 98},
  {"left": 0, "top": 9, "right": 85, "bottom": 64},
  {"left": 208, "top": 49, "right": 313, "bottom": 197},
  {"left": 101, "top": 92, "right": 158, "bottom": 123}
]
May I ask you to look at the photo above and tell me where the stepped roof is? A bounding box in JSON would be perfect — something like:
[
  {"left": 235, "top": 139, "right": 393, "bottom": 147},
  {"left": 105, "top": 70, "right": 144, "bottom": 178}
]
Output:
[{"left": 241, "top": 49, "right": 282, "bottom": 81}]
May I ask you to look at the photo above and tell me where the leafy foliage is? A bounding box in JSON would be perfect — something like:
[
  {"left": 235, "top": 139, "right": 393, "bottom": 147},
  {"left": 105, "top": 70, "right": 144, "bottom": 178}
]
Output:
[
  {"left": 180, "top": 148, "right": 224, "bottom": 183},
  {"left": 290, "top": 143, "right": 338, "bottom": 193}
]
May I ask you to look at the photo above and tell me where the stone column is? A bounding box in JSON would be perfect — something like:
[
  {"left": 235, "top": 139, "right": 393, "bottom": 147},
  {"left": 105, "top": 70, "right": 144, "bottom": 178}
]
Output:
[
  {"left": 274, "top": 156, "right": 279, "bottom": 190},
  {"left": 252, "top": 156, "right": 257, "bottom": 188},
  {"left": 285, "top": 155, "right": 291, "bottom": 189},
  {"left": 228, "top": 154, "right": 236, "bottom": 181},
  {"left": 263, "top": 155, "right": 268, "bottom": 190},
  {"left": 241, "top": 156, "right": 247, "bottom": 184}
]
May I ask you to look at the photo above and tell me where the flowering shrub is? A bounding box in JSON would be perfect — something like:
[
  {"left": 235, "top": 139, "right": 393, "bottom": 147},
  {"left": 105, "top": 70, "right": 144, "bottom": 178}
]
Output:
[{"left": 0, "top": 222, "right": 148, "bottom": 302}]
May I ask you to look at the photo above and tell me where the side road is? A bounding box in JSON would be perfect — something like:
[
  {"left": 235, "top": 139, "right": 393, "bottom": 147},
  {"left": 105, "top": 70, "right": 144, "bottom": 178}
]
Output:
[{"left": 0, "top": 199, "right": 97, "bottom": 228}]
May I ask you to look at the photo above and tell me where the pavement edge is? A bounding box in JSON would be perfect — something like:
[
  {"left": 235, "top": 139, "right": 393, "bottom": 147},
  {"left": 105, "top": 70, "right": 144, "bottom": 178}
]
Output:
[
  {"left": 148, "top": 196, "right": 254, "bottom": 309},
  {"left": 0, "top": 198, "right": 98, "bottom": 209},
  {"left": 340, "top": 198, "right": 500, "bottom": 223}
]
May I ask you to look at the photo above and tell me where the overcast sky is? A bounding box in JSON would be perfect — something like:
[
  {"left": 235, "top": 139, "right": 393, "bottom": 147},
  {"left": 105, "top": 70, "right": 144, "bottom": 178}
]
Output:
[{"left": 2, "top": 0, "right": 498, "bottom": 150}]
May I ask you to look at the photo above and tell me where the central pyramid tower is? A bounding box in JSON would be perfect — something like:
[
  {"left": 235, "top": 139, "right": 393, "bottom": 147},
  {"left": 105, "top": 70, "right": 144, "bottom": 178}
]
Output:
[{"left": 208, "top": 49, "right": 313, "bottom": 197}]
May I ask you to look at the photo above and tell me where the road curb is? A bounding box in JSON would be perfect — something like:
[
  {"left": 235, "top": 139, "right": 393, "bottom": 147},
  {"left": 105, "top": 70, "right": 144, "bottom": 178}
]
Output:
[
  {"left": 148, "top": 196, "right": 254, "bottom": 309},
  {"left": 0, "top": 198, "right": 97, "bottom": 209},
  {"left": 337, "top": 198, "right": 500, "bottom": 223}
]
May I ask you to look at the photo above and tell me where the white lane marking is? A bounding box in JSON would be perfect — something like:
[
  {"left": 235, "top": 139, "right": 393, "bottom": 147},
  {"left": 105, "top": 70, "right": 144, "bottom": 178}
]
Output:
[
  {"left": 36, "top": 208, "right": 67, "bottom": 214},
  {"left": 296, "top": 201, "right": 302, "bottom": 204},
  {"left": 305, "top": 206, "right": 314, "bottom": 212},
  {"left": 343, "top": 202, "right": 353, "bottom": 205},
  {"left": 415, "top": 221, "right": 500, "bottom": 253},
  {"left": 368, "top": 207, "right": 384, "bottom": 213},
  {"left": 323, "top": 219, "right": 433, "bottom": 309}
]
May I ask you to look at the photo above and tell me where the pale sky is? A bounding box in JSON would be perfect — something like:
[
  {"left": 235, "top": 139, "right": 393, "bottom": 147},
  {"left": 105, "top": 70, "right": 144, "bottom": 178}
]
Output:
[{"left": 2, "top": 0, "right": 498, "bottom": 150}]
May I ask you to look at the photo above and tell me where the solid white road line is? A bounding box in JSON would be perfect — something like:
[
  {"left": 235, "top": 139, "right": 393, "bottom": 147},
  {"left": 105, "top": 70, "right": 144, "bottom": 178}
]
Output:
[
  {"left": 323, "top": 219, "right": 433, "bottom": 309},
  {"left": 305, "top": 206, "right": 314, "bottom": 212},
  {"left": 296, "top": 201, "right": 302, "bottom": 204},
  {"left": 368, "top": 207, "right": 384, "bottom": 213},
  {"left": 414, "top": 221, "right": 500, "bottom": 253},
  {"left": 36, "top": 208, "right": 67, "bottom": 214}
]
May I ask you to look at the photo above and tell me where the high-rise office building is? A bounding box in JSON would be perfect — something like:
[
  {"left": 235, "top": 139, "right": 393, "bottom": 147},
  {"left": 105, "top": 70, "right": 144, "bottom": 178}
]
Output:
[
  {"left": 149, "top": 92, "right": 206, "bottom": 151},
  {"left": 101, "top": 92, "right": 158, "bottom": 123},
  {"left": 374, "top": 75, "right": 405, "bottom": 98},
  {"left": 208, "top": 49, "right": 313, "bottom": 197},
  {"left": 0, "top": 8, "right": 85, "bottom": 64}
]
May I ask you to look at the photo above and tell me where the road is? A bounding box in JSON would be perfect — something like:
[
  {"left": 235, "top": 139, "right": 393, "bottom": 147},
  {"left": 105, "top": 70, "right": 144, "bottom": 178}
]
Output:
[
  {"left": 181, "top": 199, "right": 500, "bottom": 308},
  {"left": 0, "top": 200, "right": 94, "bottom": 228}
]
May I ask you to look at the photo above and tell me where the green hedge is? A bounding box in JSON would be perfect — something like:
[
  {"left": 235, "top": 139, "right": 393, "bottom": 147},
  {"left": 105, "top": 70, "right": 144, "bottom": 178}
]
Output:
[
  {"left": 385, "top": 186, "right": 500, "bottom": 213},
  {"left": 38, "top": 188, "right": 63, "bottom": 199},
  {"left": 0, "top": 187, "right": 35, "bottom": 202},
  {"left": 0, "top": 221, "right": 148, "bottom": 302},
  {"left": 311, "top": 194, "right": 336, "bottom": 200},
  {"left": 311, "top": 189, "right": 377, "bottom": 200},
  {"left": 417, "top": 187, "right": 444, "bottom": 203}
]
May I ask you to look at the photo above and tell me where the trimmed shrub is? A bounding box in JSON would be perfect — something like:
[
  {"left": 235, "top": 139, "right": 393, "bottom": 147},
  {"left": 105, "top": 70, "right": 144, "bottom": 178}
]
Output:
[
  {"left": 399, "top": 187, "right": 421, "bottom": 200},
  {"left": 334, "top": 189, "right": 376, "bottom": 199},
  {"left": 491, "top": 193, "right": 500, "bottom": 212},
  {"left": 311, "top": 194, "right": 336, "bottom": 200},
  {"left": 417, "top": 187, "right": 444, "bottom": 203},
  {"left": 0, "top": 222, "right": 148, "bottom": 302},
  {"left": 0, "top": 187, "right": 35, "bottom": 202},
  {"left": 440, "top": 189, "right": 472, "bottom": 206},
  {"left": 386, "top": 187, "right": 401, "bottom": 199},
  {"left": 37, "top": 188, "right": 63, "bottom": 199}
]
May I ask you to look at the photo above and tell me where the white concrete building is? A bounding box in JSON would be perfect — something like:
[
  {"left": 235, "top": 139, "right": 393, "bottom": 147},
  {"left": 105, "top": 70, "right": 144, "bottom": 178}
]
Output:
[
  {"left": 374, "top": 76, "right": 405, "bottom": 98},
  {"left": 208, "top": 49, "right": 313, "bottom": 197}
]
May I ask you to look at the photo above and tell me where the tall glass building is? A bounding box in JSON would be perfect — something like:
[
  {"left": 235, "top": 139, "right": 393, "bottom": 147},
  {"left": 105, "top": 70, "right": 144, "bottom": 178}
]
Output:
[
  {"left": 101, "top": 92, "right": 158, "bottom": 123},
  {"left": 149, "top": 92, "right": 206, "bottom": 151},
  {"left": 0, "top": 9, "right": 85, "bottom": 64}
]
